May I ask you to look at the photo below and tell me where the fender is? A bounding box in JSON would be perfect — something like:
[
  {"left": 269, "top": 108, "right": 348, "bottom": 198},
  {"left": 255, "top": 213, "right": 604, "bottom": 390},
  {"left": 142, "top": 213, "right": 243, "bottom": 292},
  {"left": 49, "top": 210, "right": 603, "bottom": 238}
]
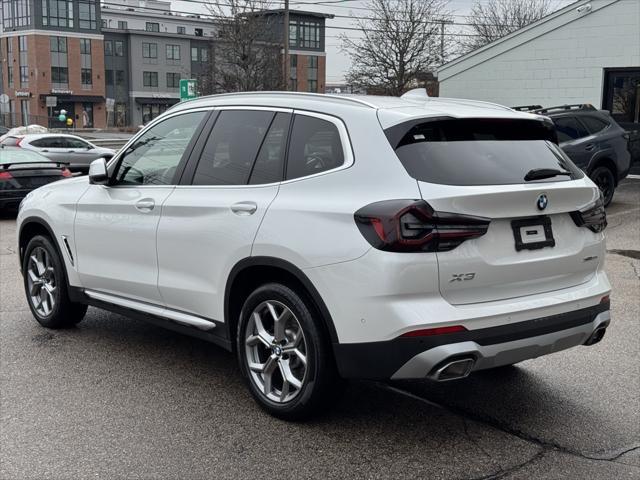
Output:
[
  {"left": 225, "top": 256, "right": 340, "bottom": 345},
  {"left": 18, "top": 216, "right": 64, "bottom": 270}
]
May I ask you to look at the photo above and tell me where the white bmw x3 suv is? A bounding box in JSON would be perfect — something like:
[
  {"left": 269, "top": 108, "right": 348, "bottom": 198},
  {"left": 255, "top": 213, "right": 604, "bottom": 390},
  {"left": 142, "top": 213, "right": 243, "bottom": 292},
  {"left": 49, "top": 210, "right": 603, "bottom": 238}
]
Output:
[{"left": 17, "top": 91, "right": 611, "bottom": 419}]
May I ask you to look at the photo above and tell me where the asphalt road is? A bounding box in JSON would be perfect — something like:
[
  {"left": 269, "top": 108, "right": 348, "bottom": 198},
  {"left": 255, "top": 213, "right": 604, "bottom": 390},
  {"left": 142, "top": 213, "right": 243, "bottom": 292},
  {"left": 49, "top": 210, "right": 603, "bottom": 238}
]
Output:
[{"left": 1, "top": 180, "right": 638, "bottom": 480}]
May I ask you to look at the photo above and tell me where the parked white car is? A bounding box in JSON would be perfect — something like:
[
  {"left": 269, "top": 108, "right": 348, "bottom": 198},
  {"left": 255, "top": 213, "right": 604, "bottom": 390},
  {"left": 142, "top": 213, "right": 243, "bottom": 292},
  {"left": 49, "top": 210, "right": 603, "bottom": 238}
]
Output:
[
  {"left": 16, "top": 91, "right": 611, "bottom": 419},
  {"left": 1, "top": 133, "right": 115, "bottom": 172}
]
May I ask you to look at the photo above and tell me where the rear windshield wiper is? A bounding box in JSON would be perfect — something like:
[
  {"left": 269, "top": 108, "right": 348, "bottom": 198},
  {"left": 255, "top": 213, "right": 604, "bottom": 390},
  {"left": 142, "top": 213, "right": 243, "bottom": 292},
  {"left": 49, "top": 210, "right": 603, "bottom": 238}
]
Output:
[{"left": 524, "top": 168, "right": 572, "bottom": 181}]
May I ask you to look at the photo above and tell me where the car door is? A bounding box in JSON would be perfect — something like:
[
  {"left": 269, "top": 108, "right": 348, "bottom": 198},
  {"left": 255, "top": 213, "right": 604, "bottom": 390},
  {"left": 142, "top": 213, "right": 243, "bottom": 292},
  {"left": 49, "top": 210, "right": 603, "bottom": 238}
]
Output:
[
  {"left": 73, "top": 109, "right": 210, "bottom": 304},
  {"left": 63, "top": 136, "right": 99, "bottom": 170},
  {"left": 156, "top": 108, "right": 291, "bottom": 321},
  {"left": 553, "top": 116, "right": 592, "bottom": 169}
]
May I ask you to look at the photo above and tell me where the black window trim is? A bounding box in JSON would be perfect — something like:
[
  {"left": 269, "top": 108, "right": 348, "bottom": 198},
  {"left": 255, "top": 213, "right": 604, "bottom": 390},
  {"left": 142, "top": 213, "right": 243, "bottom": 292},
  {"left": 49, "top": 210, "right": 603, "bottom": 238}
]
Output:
[
  {"left": 177, "top": 107, "right": 354, "bottom": 187},
  {"left": 575, "top": 115, "right": 611, "bottom": 136},
  {"left": 106, "top": 108, "right": 214, "bottom": 188},
  {"left": 553, "top": 115, "right": 590, "bottom": 142}
]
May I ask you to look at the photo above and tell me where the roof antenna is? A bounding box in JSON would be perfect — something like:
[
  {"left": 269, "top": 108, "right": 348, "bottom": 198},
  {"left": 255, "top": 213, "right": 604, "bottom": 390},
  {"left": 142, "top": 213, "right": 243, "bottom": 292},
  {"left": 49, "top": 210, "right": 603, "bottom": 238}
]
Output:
[{"left": 400, "top": 88, "right": 429, "bottom": 101}]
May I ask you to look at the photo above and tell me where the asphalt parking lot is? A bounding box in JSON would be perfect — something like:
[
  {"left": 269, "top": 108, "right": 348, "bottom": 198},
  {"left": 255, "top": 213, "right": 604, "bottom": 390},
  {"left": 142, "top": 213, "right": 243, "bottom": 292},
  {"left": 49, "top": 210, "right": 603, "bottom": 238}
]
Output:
[{"left": 0, "top": 179, "right": 638, "bottom": 480}]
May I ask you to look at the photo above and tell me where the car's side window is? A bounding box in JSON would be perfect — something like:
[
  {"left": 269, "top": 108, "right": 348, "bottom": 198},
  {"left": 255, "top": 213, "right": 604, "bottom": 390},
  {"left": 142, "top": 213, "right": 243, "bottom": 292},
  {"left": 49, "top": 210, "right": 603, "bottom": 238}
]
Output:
[
  {"left": 29, "top": 139, "right": 47, "bottom": 148},
  {"left": 580, "top": 116, "right": 609, "bottom": 135},
  {"left": 248, "top": 112, "right": 291, "bottom": 185},
  {"left": 285, "top": 114, "right": 345, "bottom": 181},
  {"left": 192, "top": 110, "right": 274, "bottom": 186},
  {"left": 553, "top": 117, "right": 589, "bottom": 143},
  {"left": 112, "top": 111, "right": 207, "bottom": 186},
  {"left": 65, "top": 137, "right": 90, "bottom": 149}
]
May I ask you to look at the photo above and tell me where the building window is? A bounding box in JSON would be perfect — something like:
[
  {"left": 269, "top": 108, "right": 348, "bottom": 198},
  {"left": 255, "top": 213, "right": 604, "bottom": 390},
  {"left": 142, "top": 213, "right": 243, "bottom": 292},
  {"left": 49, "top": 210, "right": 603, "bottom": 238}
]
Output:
[
  {"left": 18, "top": 35, "right": 28, "bottom": 87},
  {"left": 195, "top": 28, "right": 203, "bottom": 36},
  {"left": 42, "top": 0, "right": 73, "bottom": 28},
  {"left": 289, "top": 55, "right": 297, "bottom": 91},
  {"left": 290, "top": 20, "right": 321, "bottom": 49},
  {"left": 101, "top": 19, "right": 106, "bottom": 28},
  {"left": 167, "top": 72, "right": 180, "bottom": 88},
  {"left": 166, "top": 44, "right": 180, "bottom": 61},
  {"left": 191, "top": 46, "right": 208, "bottom": 63},
  {"left": 2, "top": 0, "right": 32, "bottom": 29},
  {"left": 81, "top": 68, "right": 92, "bottom": 86},
  {"left": 7, "top": 65, "right": 14, "bottom": 87},
  {"left": 307, "top": 56, "right": 318, "bottom": 93},
  {"left": 142, "top": 42, "right": 157, "bottom": 58},
  {"left": 6, "top": 37, "right": 14, "bottom": 87},
  {"left": 105, "top": 70, "right": 114, "bottom": 86},
  {"left": 115, "top": 70, "right": 125, "bottom": 86},
  {"left": 80, "top": 38, "right": 91, "bottom": 54},
  {"left": 146, "top": 22, "right": 159, "bottom": 32},
  {"left": 191, "top": 47, "right": 198, "bottom": 62},
  {"left": 50, "top": 36, "right": 68, "bottom": 88},
  {"left": 177, "top": 26, "right": 186, "bottom": 34},
  {"left": 78, "top": 0, "right": 97, "bottom": 30},
  {"left": 115, "top": 40, "right": 124, "bottom": 56},
  {"left": 104, "top": 40, "right": 113, "bottom": 56},
  {"left": 143, "top": 71, "right": 158, "bottom": 87},
  {"left": 118, "top": 20, "right": 127, "bottom": 29}
]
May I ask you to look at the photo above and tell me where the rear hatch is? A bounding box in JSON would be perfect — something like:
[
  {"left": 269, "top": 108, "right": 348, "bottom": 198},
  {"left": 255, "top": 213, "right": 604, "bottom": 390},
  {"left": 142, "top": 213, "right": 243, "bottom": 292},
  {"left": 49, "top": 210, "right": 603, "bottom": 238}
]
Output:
[{"left": 387, "top": 117, "right": 603, "bottom": 305}]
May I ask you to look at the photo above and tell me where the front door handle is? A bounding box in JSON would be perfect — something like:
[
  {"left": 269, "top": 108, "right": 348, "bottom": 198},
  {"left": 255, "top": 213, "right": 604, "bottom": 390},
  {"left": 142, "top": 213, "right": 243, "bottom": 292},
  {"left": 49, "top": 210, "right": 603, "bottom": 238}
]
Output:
[
  {"left": 135, "top": 198, "right": 155, "bottom": 212},
  {"left": 230, "top": 201, "right": 258, "bottom": 216}
]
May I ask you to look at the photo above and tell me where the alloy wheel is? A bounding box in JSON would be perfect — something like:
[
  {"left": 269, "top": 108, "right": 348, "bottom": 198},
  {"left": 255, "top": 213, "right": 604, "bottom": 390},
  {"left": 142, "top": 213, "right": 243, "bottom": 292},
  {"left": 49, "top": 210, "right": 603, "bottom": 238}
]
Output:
[
  {"left": 244, "top": 300, "right": 308, "bottom": 403},
  {"left": 26, "top": 247, "right": 57, "bottom": 317},
  {"left": 594, "top": 170, "right": 614, "bottom": 205}
]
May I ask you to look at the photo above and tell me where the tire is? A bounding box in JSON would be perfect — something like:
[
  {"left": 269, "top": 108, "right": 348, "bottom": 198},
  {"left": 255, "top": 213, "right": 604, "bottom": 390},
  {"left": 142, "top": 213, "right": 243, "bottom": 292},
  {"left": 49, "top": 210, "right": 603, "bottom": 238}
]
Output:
[
  {"left": 22, "top": 235, "right": 87, "bottom": 328},
  {"left": 237, "top": 283, "right": 336, "bottom": 420},
  {"left": 590, "top": 165, "right": 616, "bottom": 207}
]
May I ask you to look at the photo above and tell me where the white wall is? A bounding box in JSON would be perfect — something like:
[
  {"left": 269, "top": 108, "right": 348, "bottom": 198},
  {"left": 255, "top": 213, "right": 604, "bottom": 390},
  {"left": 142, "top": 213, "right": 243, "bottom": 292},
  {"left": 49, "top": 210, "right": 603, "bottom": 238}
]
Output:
[{"left": 439, "top": 0, "right": 640, "bottom": 107}]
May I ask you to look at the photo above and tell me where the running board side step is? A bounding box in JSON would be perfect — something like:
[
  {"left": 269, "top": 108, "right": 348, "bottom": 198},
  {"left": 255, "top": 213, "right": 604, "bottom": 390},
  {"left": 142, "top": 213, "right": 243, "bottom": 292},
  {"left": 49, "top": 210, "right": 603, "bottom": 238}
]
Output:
[{"left": 84, "top": 290, "right": 216, "bottom": 331}]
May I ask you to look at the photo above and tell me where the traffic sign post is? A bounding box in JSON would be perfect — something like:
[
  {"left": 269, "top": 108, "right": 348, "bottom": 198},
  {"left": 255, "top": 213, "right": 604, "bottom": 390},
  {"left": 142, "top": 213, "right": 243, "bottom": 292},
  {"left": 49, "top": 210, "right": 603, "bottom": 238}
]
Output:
[{"left": 180, "top": 79, "right": 198, "bottom": 101}]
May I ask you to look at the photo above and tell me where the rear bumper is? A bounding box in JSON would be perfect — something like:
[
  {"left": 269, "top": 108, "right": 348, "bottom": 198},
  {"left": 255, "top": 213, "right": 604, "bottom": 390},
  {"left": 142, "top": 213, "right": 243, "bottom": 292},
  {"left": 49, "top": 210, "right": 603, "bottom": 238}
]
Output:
[
  {"left": 0, "top": 190, "right": 30, "bottom": 210},
  {"left": 334, "top": 301, "right": 610, "bottom": 380}
]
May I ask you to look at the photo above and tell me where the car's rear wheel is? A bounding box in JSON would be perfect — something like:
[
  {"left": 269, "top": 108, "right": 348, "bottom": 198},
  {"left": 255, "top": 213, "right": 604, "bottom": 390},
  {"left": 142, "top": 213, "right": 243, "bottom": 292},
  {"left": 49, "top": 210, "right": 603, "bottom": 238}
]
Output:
[
  {"left": 590, "top": 165, "right": 616, "bottom": 206},
  {"left": 237, "top": 283, "right": 336, "bottom": 420},
  {"left": 22, "top": 235, "right": 87, "bottom": 328}
]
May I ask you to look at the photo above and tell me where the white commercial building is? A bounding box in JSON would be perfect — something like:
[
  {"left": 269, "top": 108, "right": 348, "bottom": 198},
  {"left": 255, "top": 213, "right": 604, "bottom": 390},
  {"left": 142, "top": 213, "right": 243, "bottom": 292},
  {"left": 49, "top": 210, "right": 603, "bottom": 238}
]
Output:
[{"left": 438, "top": 0, "right": 640, "bottom": 127}]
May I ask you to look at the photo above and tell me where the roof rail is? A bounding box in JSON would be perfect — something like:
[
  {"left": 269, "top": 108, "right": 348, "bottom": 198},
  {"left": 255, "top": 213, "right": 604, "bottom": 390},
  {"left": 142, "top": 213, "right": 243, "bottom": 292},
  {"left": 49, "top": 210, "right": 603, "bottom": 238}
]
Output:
[
  {"left": 511, "top": 105, "right": 543, "bottom": 112},
  {"left": 533, "top": 104, "right": 597, "bottom": 114}
]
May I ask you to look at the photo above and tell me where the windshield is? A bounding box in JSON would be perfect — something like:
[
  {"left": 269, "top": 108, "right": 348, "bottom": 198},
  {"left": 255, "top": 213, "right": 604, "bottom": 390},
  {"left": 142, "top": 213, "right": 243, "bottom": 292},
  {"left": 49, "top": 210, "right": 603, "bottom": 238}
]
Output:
[{"left": 386, "top": 118, "right": 583, "bottom": 186}]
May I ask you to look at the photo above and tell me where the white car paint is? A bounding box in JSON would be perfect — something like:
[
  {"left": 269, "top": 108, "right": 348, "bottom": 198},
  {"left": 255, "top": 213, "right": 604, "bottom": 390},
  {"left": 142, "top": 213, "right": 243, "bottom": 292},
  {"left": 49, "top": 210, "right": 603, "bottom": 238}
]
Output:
[{"left": 16, "top": 91, "right": 611, "bottom": 380}]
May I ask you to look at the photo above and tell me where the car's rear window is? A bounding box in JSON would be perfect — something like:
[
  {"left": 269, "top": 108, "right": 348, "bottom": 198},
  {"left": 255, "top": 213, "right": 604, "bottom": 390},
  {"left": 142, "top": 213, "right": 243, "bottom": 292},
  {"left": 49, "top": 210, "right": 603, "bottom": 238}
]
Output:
[
  {"left": 386, "top": 118, "right": 583, "bottom": 186},
  {"left": 0, "top": 148, "right": 52, "bottom": 165}
]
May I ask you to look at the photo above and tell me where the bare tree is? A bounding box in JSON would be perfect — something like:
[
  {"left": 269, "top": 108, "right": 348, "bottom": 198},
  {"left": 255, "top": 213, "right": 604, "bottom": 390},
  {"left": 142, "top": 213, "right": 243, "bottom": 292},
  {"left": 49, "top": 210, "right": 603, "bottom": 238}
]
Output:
[
  {"left": 341, "top": 0, "right": 450, "bottom": 96},
  {"left": 465, "top": 0, "right": 553, "bottom": 51},
  {"left": 205, "top": 0, "right": 283, "bottom": 92}
]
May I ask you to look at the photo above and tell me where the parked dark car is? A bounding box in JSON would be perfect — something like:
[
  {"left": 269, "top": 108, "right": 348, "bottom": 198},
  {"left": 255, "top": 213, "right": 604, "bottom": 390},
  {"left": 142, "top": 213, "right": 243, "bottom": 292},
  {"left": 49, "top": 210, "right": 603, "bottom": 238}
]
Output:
[
  {"left": 512, "top": 104, "right": 631, "bottom": 205},
  {"left": 0, "top": 147, "right": 72, "bottom": 212}
]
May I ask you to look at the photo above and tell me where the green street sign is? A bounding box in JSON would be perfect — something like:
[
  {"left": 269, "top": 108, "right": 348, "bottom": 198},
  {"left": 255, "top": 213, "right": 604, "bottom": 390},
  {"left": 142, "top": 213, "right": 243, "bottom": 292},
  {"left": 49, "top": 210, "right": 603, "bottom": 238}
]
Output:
[{"left": 180, "top": 79, "right": 197, "bottom": 101}]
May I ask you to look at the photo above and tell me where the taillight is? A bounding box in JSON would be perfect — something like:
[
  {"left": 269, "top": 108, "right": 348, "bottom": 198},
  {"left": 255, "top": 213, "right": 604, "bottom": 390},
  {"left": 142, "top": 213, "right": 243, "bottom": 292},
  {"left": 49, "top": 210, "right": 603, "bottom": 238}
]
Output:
[
  {"left": 15, "top": 138, "right": 23, "bottom": 147},
  {"left": 354, "top": 199, "right": 490, "bottom": 253},
  {"left": 400, "top": 325, "right": 467, "bottom": 338},
  {"left": 61, "top": 167, "right": 72, "bottom": 177},
  {"left": 0, "top": 170, "right": 13, "bottom": 180},
  {"left": 570, "top": 195, "right": 607, "bottom": 233}
]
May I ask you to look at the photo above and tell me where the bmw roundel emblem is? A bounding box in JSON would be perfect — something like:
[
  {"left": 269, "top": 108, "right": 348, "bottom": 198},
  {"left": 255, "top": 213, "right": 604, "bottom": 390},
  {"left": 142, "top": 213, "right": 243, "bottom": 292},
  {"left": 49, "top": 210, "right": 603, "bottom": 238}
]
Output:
[{"left": 537, "top": 194, "right": 548, "bottom": 211}]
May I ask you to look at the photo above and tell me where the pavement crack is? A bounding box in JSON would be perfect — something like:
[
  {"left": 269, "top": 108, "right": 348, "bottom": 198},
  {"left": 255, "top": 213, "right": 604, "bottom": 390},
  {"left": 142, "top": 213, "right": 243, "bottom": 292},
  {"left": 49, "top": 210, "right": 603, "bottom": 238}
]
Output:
[
  {"left": 383, "top": 384, "right": 640, "bottom": 466},
  {"left": 470, "top": 450, "right": 546, "bottom": 480}
]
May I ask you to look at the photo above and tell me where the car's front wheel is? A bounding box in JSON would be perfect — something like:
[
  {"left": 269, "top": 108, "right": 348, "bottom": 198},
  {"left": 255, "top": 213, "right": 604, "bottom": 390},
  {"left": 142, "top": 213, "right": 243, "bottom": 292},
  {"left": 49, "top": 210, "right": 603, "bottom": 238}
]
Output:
[
  {"left": 590, "top": 165, "right": 616, "bottom": 206},
  {"left": 237, "top": 283, "right": 336, "bottom": 420},
  {"left": 22, "top": 235, "right": 87, "bottom": 328}
]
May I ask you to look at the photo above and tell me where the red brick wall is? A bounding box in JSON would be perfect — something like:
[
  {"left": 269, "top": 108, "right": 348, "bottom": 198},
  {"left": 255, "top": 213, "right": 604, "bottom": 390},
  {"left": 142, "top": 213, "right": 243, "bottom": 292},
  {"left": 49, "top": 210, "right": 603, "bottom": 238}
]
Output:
[{"left": 291, "top": 54, "right": 326, "bottom": 94}]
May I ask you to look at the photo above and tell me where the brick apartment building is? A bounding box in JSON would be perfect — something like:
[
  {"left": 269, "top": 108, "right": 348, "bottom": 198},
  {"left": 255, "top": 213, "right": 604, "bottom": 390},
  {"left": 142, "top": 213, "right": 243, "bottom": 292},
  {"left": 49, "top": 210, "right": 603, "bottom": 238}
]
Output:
[
  {"left": 1, "top": 0, "right": 333, "bottom": 128},
  {"left": 1, "top": 0, "right": 107, "bottom": 128}
]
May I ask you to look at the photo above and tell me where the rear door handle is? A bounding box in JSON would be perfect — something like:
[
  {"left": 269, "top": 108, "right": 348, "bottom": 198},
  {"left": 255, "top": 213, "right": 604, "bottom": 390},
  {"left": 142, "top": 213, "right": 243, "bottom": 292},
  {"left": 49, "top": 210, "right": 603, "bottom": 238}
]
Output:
[
  {"left": 135, "top": 198, "right": 155, "bottom": 212},
  {"left": 230, "top": 201, "right": 258, "bottom": 216},
  {"left": 585, "top": 143, "right": 595, "bottom": 151}
]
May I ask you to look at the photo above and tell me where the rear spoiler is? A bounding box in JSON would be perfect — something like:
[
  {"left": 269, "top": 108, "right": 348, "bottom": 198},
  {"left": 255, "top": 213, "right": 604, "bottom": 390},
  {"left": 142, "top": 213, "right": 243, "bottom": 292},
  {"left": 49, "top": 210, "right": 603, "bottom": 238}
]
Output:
[{"left": 0, "top": 160, "right": 70, "bottom": 169}]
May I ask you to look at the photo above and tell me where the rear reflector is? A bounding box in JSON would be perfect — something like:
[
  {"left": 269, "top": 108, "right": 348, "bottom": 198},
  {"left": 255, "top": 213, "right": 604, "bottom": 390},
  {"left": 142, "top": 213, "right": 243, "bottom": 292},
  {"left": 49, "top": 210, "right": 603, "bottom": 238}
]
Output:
[
  {"left": 0, "top": 171, "right": 13, "bottom": 180},
  {"left": 600, "top": 295, "right": 610, "bottom": 304},
  {"left": 400, "top": 325, "right": 467, "bottom": 338},
  {"left": 61, "top": 168, "right": 72, "bottom": 177}
]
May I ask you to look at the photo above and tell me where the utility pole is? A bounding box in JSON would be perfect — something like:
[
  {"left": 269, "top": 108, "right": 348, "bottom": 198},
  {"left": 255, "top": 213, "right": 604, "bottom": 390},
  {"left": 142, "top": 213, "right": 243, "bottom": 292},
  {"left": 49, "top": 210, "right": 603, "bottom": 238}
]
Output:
[
  {"left": 283, "top": 0, "right": 290, "bottom": 91},
  {"left": 439, "top": 19, "right": 453, "bottom": 64}
]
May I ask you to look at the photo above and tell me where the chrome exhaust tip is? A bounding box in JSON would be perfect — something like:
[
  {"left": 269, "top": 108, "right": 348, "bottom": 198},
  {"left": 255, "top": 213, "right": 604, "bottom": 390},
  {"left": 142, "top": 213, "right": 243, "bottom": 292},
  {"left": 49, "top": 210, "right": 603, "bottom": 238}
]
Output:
[
  {"left": 430, "top": 357, "right": 475, "bottom": 381},
  {"left": 584, "top": 326, "right": 607, "bottom": 346}
]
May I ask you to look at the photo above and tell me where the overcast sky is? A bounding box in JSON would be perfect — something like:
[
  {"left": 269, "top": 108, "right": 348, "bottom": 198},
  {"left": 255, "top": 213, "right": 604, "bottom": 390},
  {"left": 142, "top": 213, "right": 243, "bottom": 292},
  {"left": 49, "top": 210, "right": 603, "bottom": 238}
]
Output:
[{"left": 174, "top": 0, "right": 576, "bottom": 84}]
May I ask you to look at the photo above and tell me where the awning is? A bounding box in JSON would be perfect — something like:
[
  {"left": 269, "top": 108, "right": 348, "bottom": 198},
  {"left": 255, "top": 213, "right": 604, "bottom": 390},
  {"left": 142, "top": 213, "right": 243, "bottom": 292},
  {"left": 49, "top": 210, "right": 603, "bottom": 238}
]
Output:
[
  {"left": 39, "top": 94, "right": 106, "bottom": 103},
  {"left": 135, "top": 97, "right": 180, "bottom": 105}
]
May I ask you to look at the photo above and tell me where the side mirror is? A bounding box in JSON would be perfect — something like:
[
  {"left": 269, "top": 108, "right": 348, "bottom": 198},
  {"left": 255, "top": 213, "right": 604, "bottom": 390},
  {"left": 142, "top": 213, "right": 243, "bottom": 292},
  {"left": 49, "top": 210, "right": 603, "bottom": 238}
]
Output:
[{"left": 89, "top": 158, "right": 109, "bottom": 185}]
